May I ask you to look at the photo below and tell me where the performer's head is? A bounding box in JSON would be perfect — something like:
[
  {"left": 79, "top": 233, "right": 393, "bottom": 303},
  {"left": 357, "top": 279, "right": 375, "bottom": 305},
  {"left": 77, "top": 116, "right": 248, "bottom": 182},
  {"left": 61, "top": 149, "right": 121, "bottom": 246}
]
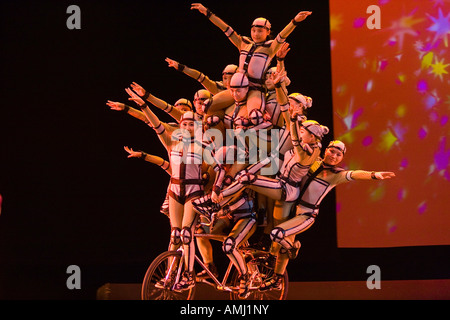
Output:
[
  {"left": 323, "top": 140, "right": 346, "bottom": 166},
  {"left": 179, "top": 111, "right": 196, "bottom": 137},
  {"left": 222, "top": 64, "right": 239, "bottom": 88},
  {"left": 193, "top": 89, "right": 212, "bottom": 116},
  {"left": 229, "top": 72, "right": 249, "bottom": 103},
  {"left": 288, "top": 93, "right": 312, "bottom": 116},
  {"left": 174, "top": 98, "right": 193, "bottom": 112},
  {"left": 251, "top": 17, "right": 271, "bottom": 43},
  {"left": 300, "top": 120, "right": 329, "bottom": 144}
]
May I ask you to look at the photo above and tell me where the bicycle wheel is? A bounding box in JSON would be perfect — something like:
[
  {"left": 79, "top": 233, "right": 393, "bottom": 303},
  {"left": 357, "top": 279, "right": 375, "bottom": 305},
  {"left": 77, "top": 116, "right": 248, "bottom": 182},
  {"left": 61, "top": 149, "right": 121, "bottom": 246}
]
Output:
[
  {"left": 229, "top": 254, "right": 289, "bottom": 300},
  {"left": 141, "top": 250, "right": 196, "bottom": 300}
]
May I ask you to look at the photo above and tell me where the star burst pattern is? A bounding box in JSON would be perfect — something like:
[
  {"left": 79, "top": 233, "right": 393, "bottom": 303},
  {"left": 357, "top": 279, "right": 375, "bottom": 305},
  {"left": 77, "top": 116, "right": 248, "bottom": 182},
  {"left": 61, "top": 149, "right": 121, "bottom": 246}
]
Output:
[
  {"left": 330, "top": 0, "right": 450, "bottom": 247},
  {"left": 427, "top": 8, "right": 450, "bottom": 47}
]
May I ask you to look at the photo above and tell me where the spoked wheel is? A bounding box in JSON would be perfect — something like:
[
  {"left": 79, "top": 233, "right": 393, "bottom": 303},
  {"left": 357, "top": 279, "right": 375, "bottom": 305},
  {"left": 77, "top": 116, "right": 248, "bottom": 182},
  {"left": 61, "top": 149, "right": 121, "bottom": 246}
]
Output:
[
  {"left": 141, "top": 250, "right": 196, "bottom": 300},
  {"left": 229, "top": 254, "right": 289, "bottom": 300}
]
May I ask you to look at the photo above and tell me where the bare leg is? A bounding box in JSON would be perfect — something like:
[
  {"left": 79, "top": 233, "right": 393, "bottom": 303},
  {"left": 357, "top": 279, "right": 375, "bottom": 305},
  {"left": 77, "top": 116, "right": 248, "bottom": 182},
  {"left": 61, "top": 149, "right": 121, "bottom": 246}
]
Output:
[
  {"left": 223, "top": 217, "right": 257, "bottom": 276},
  {"left": 273, "top": 215, "right": 316, "bottom": 275},
  {"left": 269, "top": 201, "right": 294, "bottom": 256},
  {"left": 181, "top": 200, "right": 198, "bottom": 272},
  {"left": 168, "top": 196, "right": 184, "bottom": 251}
]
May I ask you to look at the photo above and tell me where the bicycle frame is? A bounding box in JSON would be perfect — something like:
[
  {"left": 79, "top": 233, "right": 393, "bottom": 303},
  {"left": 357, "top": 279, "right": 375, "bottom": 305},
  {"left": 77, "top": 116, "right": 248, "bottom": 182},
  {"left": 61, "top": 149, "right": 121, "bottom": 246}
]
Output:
[
  {"left": 161, "top": 248, "right": 185, "bottom": 291},
  {"left": 193, "top": 232, "right": 266, "bottom": 294},
  {"left": 195, "top": 254, "right": 235, "bottom": 292},
  {"left": 193, "top": 233, "right": 236, "bottom": 292},
  {"left": 141, "top": 231, "right": 289, "bottom": 300}
]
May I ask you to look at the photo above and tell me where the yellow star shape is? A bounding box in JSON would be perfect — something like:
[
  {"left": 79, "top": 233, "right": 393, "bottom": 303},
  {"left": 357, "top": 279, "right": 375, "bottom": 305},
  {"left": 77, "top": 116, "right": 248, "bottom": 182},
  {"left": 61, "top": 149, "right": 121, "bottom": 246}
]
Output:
[
  {"left": 430, "top": 57, "right": 450, "bottom": 80},
  {"left": 330, "top": 14, "right": 343, "bottom": 32}
]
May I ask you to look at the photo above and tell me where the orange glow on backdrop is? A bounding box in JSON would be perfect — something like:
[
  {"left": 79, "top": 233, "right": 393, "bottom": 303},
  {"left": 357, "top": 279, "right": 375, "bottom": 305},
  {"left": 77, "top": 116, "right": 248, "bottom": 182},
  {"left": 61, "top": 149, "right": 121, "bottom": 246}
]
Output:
[{"left": 330, "top": 0, "right": 450, "bottom": 247}]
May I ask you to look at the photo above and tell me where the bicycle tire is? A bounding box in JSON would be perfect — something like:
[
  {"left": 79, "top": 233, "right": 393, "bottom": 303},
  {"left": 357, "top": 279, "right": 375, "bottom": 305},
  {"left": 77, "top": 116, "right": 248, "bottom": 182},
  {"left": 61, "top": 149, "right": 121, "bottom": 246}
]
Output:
[
  {"left": 141, "top": 250, "right": 196, "bottom": 300},
  {"left": 229, "top": 254, "right": 289, "bottom": 300}
]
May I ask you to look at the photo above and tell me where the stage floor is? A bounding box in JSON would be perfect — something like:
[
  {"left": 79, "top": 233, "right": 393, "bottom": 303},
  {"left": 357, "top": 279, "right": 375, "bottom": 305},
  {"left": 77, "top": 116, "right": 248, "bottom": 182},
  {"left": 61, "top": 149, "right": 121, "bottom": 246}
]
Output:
[{"left": 97, "top": 279, "right": 450, "bottom": 300}]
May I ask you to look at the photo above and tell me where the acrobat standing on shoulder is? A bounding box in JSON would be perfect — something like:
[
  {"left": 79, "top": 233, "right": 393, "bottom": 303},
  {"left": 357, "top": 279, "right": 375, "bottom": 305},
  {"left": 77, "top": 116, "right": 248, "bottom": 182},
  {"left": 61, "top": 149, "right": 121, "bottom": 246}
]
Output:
[{"left": 191, "top": 3, "right": 311, "bottom": 116}]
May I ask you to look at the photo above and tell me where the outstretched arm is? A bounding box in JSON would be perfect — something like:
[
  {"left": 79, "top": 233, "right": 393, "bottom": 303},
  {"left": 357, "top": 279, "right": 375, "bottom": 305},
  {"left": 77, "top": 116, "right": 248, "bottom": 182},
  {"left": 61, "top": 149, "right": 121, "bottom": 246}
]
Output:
[
  {"left": 124, "top": 146, "right": 171, "bottom": 175},
  {"left": 349, "top": 170, "right": 396, "bottom": 180},
  {"left": 271, "top": 11, "right": 312, "bottom": 55},
  {"left": 165, "top": 57, "right": 222, "bottom": 95},
  {"left": 130, "top": 82, "right": 184, "bottom": 122},
  {"left": 191, "top": 3, "right": 242, "bottom": 49},
  {"left": 106, "top": 100, "right": 148, "bottom": 123},
  {"left": 125, "top": 88, "right": 173, "bottom": 149}
]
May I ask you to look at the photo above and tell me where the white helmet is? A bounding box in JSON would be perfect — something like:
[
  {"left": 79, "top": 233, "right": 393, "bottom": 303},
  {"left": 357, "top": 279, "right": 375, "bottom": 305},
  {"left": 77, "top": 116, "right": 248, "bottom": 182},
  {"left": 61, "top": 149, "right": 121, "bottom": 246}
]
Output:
[
  {"left": 229, "top": 73, "right": 249, "bottom": 88},
  {"left": 251, "top": 17, "right": 271, "bottom": 31},
  {"left": 327, "top": 140, "right": 346, "bottom": 154}
]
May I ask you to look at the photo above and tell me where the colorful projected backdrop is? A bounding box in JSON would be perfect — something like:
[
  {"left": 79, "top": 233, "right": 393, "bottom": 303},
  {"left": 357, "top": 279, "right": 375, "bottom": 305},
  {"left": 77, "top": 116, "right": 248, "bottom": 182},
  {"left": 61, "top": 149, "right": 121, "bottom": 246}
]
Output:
[{"left": 330, "top": 0, "right": 450, "bottom": 247}]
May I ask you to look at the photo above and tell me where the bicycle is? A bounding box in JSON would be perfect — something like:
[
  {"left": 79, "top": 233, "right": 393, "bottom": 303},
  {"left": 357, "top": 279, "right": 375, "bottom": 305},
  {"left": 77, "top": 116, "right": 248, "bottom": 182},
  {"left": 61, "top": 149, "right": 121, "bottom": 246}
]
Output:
[{"left": 140, "top": 220, "right": 289, "bottom": 300}]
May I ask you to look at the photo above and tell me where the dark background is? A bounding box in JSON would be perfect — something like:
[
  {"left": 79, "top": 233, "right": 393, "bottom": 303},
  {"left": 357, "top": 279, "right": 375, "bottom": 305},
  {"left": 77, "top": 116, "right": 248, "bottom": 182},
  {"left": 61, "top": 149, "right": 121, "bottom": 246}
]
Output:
[{"left": 0, "top": 0, "right": 448, "bottom": 299}]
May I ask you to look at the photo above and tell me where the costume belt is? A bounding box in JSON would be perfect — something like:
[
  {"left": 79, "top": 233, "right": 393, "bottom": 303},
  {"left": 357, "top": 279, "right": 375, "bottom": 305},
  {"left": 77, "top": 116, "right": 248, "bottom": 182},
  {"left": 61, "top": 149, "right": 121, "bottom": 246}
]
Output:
[
  {"left": 297, "top": 199, "right": 319, "bottom": 210},
  {"left": 280, "top": 176, "right": 300, "bottom": 187},
  {"left": 170, "top": 178, "right": 204, "bottom": 185}
]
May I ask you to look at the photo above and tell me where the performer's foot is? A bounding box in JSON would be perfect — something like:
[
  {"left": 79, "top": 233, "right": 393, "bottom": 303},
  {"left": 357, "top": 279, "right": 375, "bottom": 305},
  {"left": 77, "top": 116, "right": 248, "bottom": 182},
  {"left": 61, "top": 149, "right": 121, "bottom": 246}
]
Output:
[
  {"left": 259, "top": 273, "right": 283, "bottom": 291},
  {"left": 287, "top": 240, "right": 301, "bottom": 259},
  {"left": 238, "top": 273, "right": 250, "bottom": 299},
  {"left": 174, "top": 271, "right": 195, "bottom": 291},
  {"left": 155, "top": 271, "right": 176, "bottom": 289}
]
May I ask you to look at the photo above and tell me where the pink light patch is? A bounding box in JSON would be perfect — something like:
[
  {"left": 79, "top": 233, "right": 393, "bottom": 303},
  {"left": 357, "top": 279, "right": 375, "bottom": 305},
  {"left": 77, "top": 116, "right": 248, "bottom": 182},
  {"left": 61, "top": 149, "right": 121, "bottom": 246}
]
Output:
[
  {"left": 365, "top": 79, "right": 373, "bottom": 92},
  {"left": 397, "top": 189, "right": 406, "bottom": 201},
  {"left": 430, "top": 111, "right": 439, "bottom": 122},
  {"left": 378, "top": 59, "right": 389, "bottom": 71},
  {"left": 400, "top": 158, "right": 409, "bottom": 169},
  {"left": 388, "top": 37, "right": 397, "bottom": 46},
  {"left": 417, "top": 80, "right": 428, "bottom": 93},
  {"left": 418, "top": 202, "right": 427, "bottom": 215},
  {"left": 389, "top": 225, "right": 398, "bottom": 233},
  {"left": 353, "top": 17, "right": 366, "bottom": 28},
  {"left": 418, "top": 127, "right": 428, "bottom": 139},
  {"left": 434, "top": 137, "right": 450, "bottom": 171},
  {"left": 362, "top": 136, "right": 373, "bottom": 147}
]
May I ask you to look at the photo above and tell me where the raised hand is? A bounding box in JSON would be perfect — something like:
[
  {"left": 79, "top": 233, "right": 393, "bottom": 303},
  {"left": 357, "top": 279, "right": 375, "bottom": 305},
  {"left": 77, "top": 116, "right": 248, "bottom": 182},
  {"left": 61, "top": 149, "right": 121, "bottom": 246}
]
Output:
[
  {"left": 191, "top": 3, "right": 208, "bottom": 15},
  {"left": 376, "top": 172, "right": 396, "bottom": 180},
  {"left": 130, "top": 82, "right": 146, "bottom": 97},
  {"left": 124, "top": 146, "right": 142, "bottom": 158},
  {"left": 125, "top": 87, "right": 145, "bottom": 107},
  {"left": 293, "top": 11, "right": 312, "bottom": 23},
  {"left": 211, "top": 191, "right": 223, "bottom": 203},
  {"left": 165, "top": 57, "right": 179, "bottom": 69},
  {"left": 270, "top": 67, "right": 287, "bottom": 85},
  {"left": 276, "top": 42, "right": 291, "bottom": 61},
  {"left": 106, "top": 100, "right": 125, "bottom": 111}
]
